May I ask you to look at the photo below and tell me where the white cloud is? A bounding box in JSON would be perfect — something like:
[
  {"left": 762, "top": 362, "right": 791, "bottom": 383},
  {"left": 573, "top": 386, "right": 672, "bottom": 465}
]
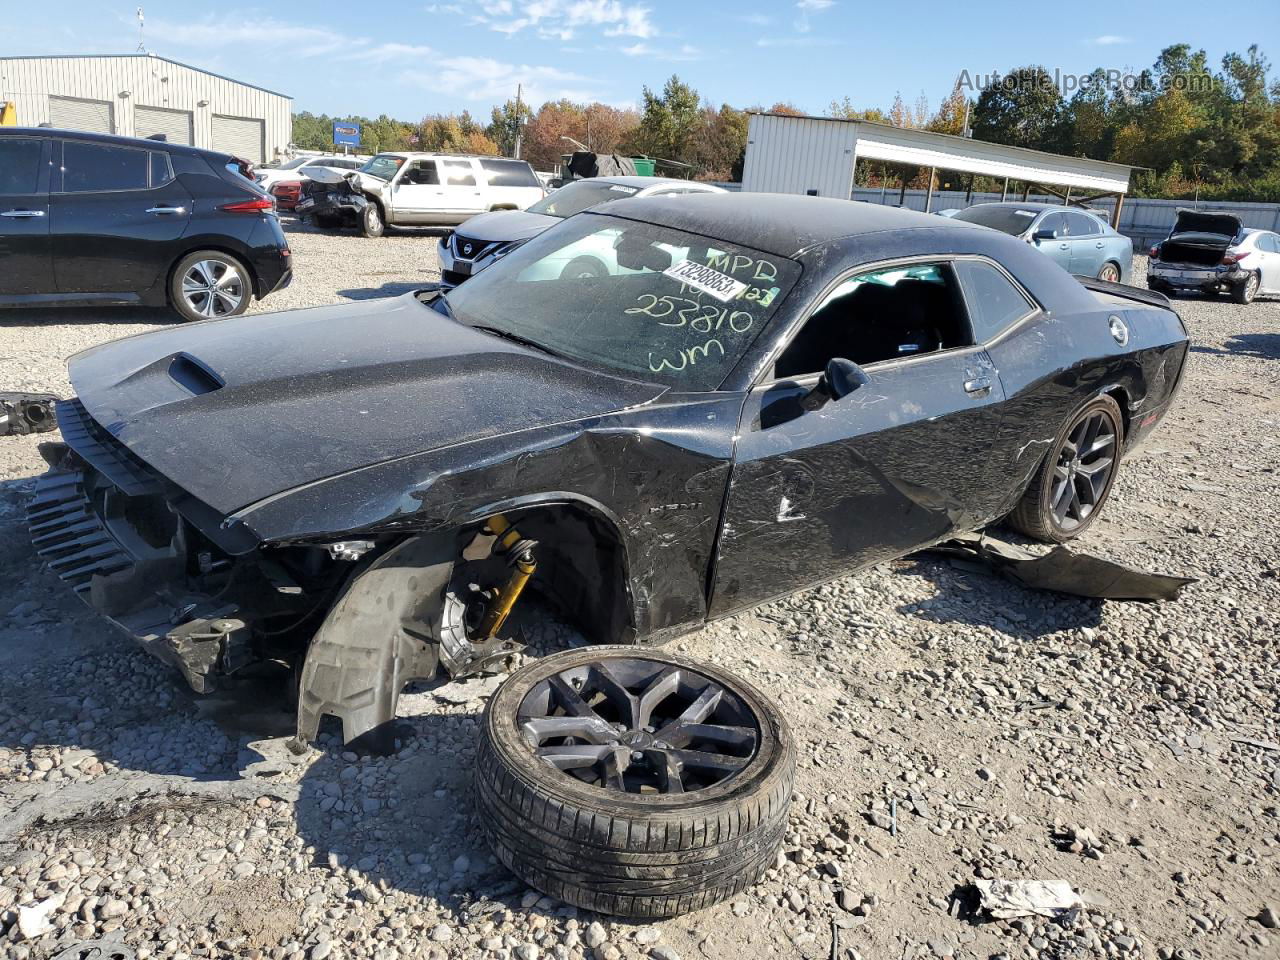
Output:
[
  {"left": 757, "top": 36, "right": 842, "bottom": 48},
  {"left": 400, "top": 56, "right": 599, "bottom": 102},
  {"left": 738, "top": 13, "right": 774, "bottom": 25},
  {"left": 423, "top": 3, "right": 466, "bottom": 13},
  {"left": 340, "top": 42, "right": 436, "bottom": 63},
  {"left": 794, "top": 0, "right": 835, "bottom": 33},
  {"left": 1089, "top": 34, "right": 1130, "bottom": 45},
  {"left": 621, "top": 41, "right": 700, "bottom": 61},
  {"left": 145, "top": 15, "right": 354, "bottom": 56},
  {"left": 475, "top": 1, "right": 656, "bottom": 41}
]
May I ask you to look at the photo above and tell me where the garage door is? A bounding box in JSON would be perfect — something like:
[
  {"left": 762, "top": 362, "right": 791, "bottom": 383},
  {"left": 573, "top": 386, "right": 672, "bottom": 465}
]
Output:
[
  {"left": 48, "top": 96, "right": 114, "bottom": 134},
  {"left": 211, "top": 114, "right": 264, "bottom": 163},
  {"left": 135, "top": 105, "right": 192, "bottom": 145}
]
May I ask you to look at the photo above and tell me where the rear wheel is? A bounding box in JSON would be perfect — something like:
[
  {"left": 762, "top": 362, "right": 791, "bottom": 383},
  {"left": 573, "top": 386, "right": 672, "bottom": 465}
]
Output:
[
  {"left": 169, "top": 251, "right": 252, "bottom": 323},
  {"left": 1230, "top": 271, "right": 1260, "bottom": 304},
  {"left": 476, "top": 646, "right": 795, "bottom": 919},
  {"left": 1097, "top": 261, "right": 1121, "bottom": 283},
  {"left": 359, "top": 202, "right": 385, "bottom": 238},
  {"left": 1007, "top": 395, "right": 1124, "bottom": 543}
]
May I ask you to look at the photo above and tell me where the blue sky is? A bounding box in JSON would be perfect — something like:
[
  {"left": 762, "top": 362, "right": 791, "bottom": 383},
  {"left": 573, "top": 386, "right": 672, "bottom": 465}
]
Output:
[{"left": 5, "top": 1, "right": 1265, "bottom": 119}]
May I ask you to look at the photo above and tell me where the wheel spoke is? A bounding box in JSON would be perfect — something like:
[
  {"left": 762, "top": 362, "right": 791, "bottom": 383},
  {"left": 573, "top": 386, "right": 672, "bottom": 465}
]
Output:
[
  {"left": 648, "top": 749, "right": 684, "bottom": 794},
  {"left": 1073, "top": 472, "right": 1096, "bottom": 507},
  {"left": 1080, "top": 415, "right": 1102, "bottom": 454},
  {"left": 668, "top": 749, "right": 748, "bottom": 775},
  {"left": 1085, "top": 433, "right": 1114, "bottom": 457},
  {"left": 191, "top": 261, "right": 214, "bottom": 286},
  {"left": 520, "top": 715, "right": 616, "bottom": 747},
  {"left": 215, "top": 268, "right": 239, "bottom": 289},
  {"left": 537, "top": 744, "right": 612, "bottom": 771},
  {"left": 636, "top": 666, "right": 682, "bottom": 729},
  {"left": 659, "top": 721, "right": 756, "bottom": 751},
  {"left": 548, "top": 674, "right": 601, "bottom": 720},
  {"left": 1078, "top": 455, "right": 1113, "bottom": 477},
  {"left": 653, "top": 683, "right": 723, "bottom": 744},
  {"left": 589, "top": 662, "right": 640, "bottom": 729}
]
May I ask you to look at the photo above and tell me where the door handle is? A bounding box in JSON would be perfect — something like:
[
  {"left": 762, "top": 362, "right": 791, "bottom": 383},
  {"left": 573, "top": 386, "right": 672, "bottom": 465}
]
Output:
[
  {"left": 1, "top": 209, "right": 45, "bottom": 218},
  {"left": 146, "top": 206, "right": 186, "bottom": 215},
  {"left": 1095, "top": 241, "right": 1104, "bottom": 248},
  {"left": 963, "top": 377, "right": 992, "bottom": 396}
]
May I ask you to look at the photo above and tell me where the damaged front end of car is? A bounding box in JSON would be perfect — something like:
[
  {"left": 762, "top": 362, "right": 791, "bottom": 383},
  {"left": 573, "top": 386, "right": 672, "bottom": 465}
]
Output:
[
  {"left": 27, "top": 400, "right": 347, "bottom": 693},
  {"left": 27, "top": 400, "right": 567, "bottom": 748}
]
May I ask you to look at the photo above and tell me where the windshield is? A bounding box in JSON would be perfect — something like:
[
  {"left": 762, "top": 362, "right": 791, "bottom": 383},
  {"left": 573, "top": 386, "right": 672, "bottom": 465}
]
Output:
[
  {"left": 442, "top": 213, "right": 801, "bottom": 390},
  {"left": 951, "top": 205, "right": 1039, "bottom": 235},
  {"left": 359, "top": 154, "right": 407, "bottom": 181},
  {"left": 527, "top": 179, "right": 642, "bottom": 218}
]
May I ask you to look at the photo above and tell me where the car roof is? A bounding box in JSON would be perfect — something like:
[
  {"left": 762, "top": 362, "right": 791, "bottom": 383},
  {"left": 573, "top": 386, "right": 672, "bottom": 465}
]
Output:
[
  {"left": 598, "top": 192, "right": 984, "bottom": 257},
  {"left": 376, "top": 151, "right": 531, "bottom": 162},
  {"left": 965, "top": 201, "right": 1102, "bottom": 215},
  {"left": 2, "top": 126, "right": 230, "bottom": 160},
  {"left": 588, "top": 175, "right": 710, "bottom": 188}
]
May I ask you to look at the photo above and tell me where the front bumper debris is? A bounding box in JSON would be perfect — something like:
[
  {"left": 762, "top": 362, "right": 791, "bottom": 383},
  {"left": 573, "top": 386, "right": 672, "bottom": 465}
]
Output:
[{"left": 0, "top": 392, "right": 58, "bottom": 437}]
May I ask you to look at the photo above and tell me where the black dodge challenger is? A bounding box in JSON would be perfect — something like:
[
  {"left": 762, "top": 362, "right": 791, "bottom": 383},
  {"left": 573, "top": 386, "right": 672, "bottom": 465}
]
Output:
[{"left": 29, "top": 194, "right": 1188, "bottom": 747}]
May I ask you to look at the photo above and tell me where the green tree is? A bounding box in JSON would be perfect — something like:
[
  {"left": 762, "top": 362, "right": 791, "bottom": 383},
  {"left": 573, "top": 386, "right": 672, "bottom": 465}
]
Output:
[
  {"left": 970, "top": 66, "right": 1064, "bottom": 150},
  {"left": 487, "top": 99, "right": 533, "bottom": 158},
  {"left": 632, "top": 75, "right": 703, "bottom": 163}
]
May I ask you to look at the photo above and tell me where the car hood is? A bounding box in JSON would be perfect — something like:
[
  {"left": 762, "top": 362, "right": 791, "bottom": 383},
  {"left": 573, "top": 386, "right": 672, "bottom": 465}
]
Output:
[
  {"left": 1171, "top": 210, "right": 1242, "bottom": 240},
  {"left": 454, "top": 209, "right": 559, "bottom": 244},
  {"left": 67, "top": 294, "right": 666, "bottom": 518}
]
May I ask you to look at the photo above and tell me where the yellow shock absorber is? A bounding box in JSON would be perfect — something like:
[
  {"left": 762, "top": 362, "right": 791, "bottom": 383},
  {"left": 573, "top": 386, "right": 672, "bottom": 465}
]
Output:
[{"left": 479, "top": 514, "right": 538, "bottom": 639}]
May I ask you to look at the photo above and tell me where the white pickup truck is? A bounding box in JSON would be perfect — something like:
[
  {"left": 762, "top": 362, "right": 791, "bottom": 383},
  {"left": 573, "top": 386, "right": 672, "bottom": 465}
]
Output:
[{"left": 300, "top": 152, "right": 545, "bottom": 237}]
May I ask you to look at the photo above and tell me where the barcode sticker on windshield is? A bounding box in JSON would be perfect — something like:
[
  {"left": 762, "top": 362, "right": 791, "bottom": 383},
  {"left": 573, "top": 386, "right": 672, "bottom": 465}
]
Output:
[{"left": 664, "top": 259, "right": 749, "bottom": 302}]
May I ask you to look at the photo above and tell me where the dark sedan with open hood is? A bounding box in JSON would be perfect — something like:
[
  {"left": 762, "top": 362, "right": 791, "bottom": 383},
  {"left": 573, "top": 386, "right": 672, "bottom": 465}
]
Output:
[{"left": 29, "top": 194, "right": 1188, "bottom": 749}]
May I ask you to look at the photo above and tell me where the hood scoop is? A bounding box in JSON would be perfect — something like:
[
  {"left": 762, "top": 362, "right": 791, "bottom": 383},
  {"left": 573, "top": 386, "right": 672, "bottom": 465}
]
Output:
[{"left": 168, "top": 353, "right": 224, "bottom": 396}]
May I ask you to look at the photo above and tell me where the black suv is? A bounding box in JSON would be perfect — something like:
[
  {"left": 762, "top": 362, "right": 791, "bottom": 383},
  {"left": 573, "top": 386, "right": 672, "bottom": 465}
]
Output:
[{"left": 0, "top": 128, "right": 291, "bottom": 322}]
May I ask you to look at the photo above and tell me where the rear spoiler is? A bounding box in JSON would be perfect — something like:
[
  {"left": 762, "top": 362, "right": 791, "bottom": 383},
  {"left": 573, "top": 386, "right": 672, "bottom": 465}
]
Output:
[{"left": 1074, "top": 275, "right": 1172, "bottom": 310}]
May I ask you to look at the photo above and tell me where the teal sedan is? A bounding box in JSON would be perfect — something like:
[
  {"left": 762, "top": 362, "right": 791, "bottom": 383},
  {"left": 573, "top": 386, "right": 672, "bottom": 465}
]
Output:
[{"left": 947, "top": 202, "right": 1133, "bottom": 283}]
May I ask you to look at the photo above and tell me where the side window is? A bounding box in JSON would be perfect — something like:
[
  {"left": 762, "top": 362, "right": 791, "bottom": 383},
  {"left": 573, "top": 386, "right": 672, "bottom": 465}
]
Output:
[
  {"left": 400, "top": 160, "right": 439, "bottom": 185},
  {"left": 1260, "top": 234, "right": 1279, "bottom": 253},
  {"left": 61, "top": 141, "right": 150, "bottom": 193},
  {"left": 1065, "top": 211, "right": 1101, "bottom": 237},
  {"left": 0, "top": 138, "right": 44, "bottom": 194},
  {"left": 953, "top": 260, "right": 1035, "bottom": 342},
  {"left": 440, "top": 159, "right": 477, "bottom": 186},
  {"left": 479, "top": 158, "right": 540, "bottom": 188},
  {"left": 1037, "top": 212, "right": 1068, "bottom": 238},
  {"left": 773, "top": 262, "right": 973, "bottom": 378},
  {"left": 149, "top": 151, "right": 174, "bottom": 188}
]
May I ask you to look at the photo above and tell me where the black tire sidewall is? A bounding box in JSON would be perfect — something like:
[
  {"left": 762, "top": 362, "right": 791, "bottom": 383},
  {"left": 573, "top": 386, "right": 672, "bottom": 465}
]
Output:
[
  {"left": 169, "top": 251, "right": 251, "bottom": 323},
  {"left": 482, "top": 646, "right": 791, "bottom": 820},
  {"left": 1033, "top": 395, "right": 1124, "bottom": 541},
  {"left": 361, "top": 203, "right": 385, "bottom": 238}
]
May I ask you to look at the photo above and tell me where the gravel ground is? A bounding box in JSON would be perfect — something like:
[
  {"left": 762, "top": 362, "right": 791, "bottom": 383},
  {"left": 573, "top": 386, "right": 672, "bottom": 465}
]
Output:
[{"left": 1, "top": 220, "right": 1277, "bottom": 960}]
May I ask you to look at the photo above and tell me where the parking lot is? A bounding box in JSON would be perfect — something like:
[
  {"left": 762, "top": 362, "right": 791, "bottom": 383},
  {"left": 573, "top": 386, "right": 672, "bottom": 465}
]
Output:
[{"left": 1, "top": 219, "right": 1278, "bottom": 960}]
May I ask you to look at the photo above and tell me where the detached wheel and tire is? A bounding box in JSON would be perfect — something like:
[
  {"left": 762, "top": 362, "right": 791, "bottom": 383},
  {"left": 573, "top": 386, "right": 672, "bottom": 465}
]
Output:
[
  {"left": 476, "top": 646, "right": 795, "bottom": 919},
  {"left": 559, "top": 256, "right": 607, "bottom": 280},
  {"left": 170, "top": 251, "right": 252, "bottom": 323},
  {"left": 1231, "top": 271, "right": 1260, "bottom": 304},
  {"left": 1008, "top": 394, "right": 1123, "bottom": 543},
  {"left": 359, "top": 202, "right": 385, "bottom": 238}
]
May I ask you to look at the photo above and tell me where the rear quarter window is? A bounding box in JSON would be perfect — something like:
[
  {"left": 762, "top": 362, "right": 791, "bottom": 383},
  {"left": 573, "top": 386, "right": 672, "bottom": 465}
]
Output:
[
  {"left": 480, "top": 158, "right": 541, "bottom": 188},
  {"left": 953, "top": 260, "right": 1036, "bottom": 342}
]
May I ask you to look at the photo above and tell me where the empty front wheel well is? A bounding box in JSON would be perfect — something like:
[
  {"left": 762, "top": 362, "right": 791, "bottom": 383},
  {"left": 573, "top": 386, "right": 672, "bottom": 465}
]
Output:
[{"left": 485, "top": 503, "right": 635, "bottom": 645}]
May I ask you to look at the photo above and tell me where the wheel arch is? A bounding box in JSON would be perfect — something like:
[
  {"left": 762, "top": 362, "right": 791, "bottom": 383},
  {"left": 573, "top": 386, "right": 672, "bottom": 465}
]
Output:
[
  {"left": 166, "top": 244, "right": 259, "bottom": 306},
  {"left": 460, "top": 491, "right": 638, "bottom": 646}
]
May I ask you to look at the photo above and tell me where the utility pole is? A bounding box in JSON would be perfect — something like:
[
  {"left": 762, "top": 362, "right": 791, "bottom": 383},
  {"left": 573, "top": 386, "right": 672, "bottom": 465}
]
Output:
[{"left": 513, "top": 83, "right": 523, "bottom": 160}]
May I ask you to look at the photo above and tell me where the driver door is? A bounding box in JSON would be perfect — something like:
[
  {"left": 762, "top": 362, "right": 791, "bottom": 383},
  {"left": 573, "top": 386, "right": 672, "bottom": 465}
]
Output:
[
  {"left": 1031, "top": 211, "right": 1072, "bottom": 272},
  {"left": 708, "top": 261, "right": 1007, "bottom": 618}
]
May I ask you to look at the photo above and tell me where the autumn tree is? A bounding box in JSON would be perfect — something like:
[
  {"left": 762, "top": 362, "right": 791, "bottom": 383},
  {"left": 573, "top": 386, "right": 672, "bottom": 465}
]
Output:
[{"left": 632, "top": 75, "right": 703, "bottom": 163}]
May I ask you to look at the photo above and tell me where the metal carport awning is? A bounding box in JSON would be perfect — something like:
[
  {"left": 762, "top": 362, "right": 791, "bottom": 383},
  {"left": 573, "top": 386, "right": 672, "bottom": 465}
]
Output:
[{"left": 743, "top": 114, "right": 1139, "bottom": 227}]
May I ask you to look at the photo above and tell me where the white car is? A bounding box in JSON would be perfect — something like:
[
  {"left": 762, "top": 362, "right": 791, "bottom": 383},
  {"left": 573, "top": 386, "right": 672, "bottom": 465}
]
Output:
[
  {"left": 255, "top": 155, "right": 367, "bottom": 191},
  {"left": 1148, "top": 211, "right": 1280, "bottom": 304},
  {"left": 438, "top": 176, "right": 726, "bottom": 289}
]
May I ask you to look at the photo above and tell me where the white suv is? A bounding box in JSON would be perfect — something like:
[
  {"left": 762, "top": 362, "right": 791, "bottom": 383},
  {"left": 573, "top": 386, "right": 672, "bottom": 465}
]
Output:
[{"left": 348, "top": 153, "right": 544, "bottom": 236}]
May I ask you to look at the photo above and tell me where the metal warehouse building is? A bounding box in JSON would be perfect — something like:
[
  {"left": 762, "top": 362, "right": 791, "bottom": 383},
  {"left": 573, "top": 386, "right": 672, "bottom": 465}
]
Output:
[{"left": 0, "top": 54, "right": 291, "bottom": 163}]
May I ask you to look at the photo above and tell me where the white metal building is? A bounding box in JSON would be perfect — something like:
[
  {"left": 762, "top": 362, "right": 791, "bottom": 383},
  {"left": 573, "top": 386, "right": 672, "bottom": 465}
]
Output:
[
  {"left": 0, "top": 54, "right": 291, "bottom": 163},
  {"left": 742, "top": 113, "right": 1139, "bottom": 226}
]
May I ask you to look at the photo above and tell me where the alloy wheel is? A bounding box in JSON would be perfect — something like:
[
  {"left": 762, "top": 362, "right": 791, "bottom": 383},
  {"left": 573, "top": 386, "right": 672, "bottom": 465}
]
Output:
[
  {"left": 1245, "top": 273, "right": 1259, "bottom": 300},
  {"left": 181, "top": 259, "right": 244, "bottom": 319},
  {"left": 516, "top": 657, "right": 760, "bottom": 795},
  {"left": 1098, "top": 263, "right": 1120, "bottom": 282},
  {"left": 1050, "top": 409, "right": 1118, "bottom": 532}
]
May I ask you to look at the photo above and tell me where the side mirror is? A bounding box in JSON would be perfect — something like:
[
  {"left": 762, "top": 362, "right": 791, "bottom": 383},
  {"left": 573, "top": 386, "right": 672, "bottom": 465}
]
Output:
[
  {"left": 1032, "top": 228, "right": 1056, "bottom": 243},
  {"left": 801, "top": 357, "right": 870, "bottom": 411}
]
